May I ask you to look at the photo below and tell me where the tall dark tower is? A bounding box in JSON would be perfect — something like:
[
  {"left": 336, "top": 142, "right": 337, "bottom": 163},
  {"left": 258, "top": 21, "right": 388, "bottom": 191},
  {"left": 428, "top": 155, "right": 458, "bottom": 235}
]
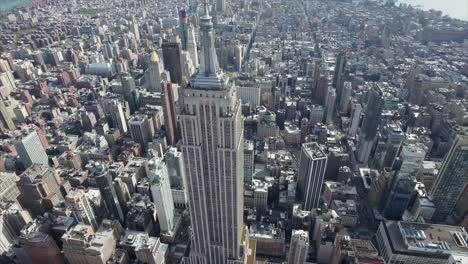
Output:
[
  {"left": 430, "top": 133, "right": 468, "bottom": 223},
  {"left": 162, "top": 38, "right": 183, "bottom": 85},
  {"left": 179, "top": 5, "right": 189, "bottom": 50},
  {"left": 356, "top": 83, "right": 384, "bottom": 164},
  {"left": 333, "top": 51, "right": 346, "bottom": 97},
  {"left": 92, "top": 163, "right": 125, "bottom": 224}
]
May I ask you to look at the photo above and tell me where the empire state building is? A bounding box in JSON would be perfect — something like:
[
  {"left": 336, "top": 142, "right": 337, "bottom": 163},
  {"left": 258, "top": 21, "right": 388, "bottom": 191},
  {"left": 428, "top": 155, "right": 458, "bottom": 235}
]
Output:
[{"left": 179, "top": 1, "right": 247, "bottom": 263}]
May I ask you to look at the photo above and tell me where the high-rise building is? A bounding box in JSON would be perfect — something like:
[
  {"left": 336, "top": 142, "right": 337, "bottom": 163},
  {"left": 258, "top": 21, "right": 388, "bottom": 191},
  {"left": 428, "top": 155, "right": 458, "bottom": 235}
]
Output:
[
  {"left": 297, "top": 142, "right": 328, "bottom": 210},
  {"left": 130, "top": 16, "right": 140, "bottom": 42},
  {"left": 347, "top": 101, "right": 362, "bottom": 138},
  {"left": 238, "top": 86, "right": 261, "bottom": 109},
  {"left": 14, "top": 130, "right": 49, "bottom": 168},
  {"left": 162, "top": 38, "right": 183, "bottom": 85},
  {"left": 120, "top": 73, "right": 138, "bottom": 113},
  {"left": 91, "top": 163, "right": 125, "bottom": 223},
  {"left": 129, "top": 114, "right": 153, "bottom": 150},
  {"left": 161, "top": 81, "right": 178, "bottom": 145},
  {"left": 126, "top": 195, "right": 156, "bottom": 235},
  {"left": 0, "top": 98, "right": 15, "bottom": 132},
  {"left": 0, "top": 201, "right": 32, "bottom": 254},
  {"left": 165, "top": 147, "right": 188, "bottom": 208},
  {"left": 17, "top": 165, "right": 63, "bottom": 217},
  {"left": 17, "top": 217, "right": 64, "bottom": 264},
  {"left": 0, "top": 201, "right": 32, "bottom": 238},
  {"left": 287, "top": 230, "right": 309, "bottom": 264},
  {"left": 376, "top": 221, "right": 468, "bottom": 263},
  {"left": 216, "top": 0, "right": 226, "bottom": 12},
  {"left": 234, "top": 44, "right": 243, "bottom": 71},
  {"left": 179, "top": 6, "right": 189, "bottom": 50},
  {"left": 181, "top": 50, "right": 195, "bottom": 81},
  {"left": 374, "top": 123, "right": 404, "bottom": 170},
  {"left": 382, "top": 143, "right": 426, "bottom": 220},
  {"left": 430, "top": 134, "right": 468, "bottom": 222},
  {"left": 187, "top": 24, "right": 199, "bottom": 70},
  {"left": 396, "top": 143, "right": 426, "bottom": 179},
  {"left": 66, "top": 189, "right": 99, "bottom": 230},
  {"left": 62, "top": 224, "right": 95, "bottom": 264},
  {"left": 244, "top": 140, "right": 254, "bottom": 183},
  {"left": 179, "top": 1, "right": 246, "bottom": 262},
  {"left": 0, "top": 172, "right": 20, "bottom": 202},
  {"left": 356, "top": 84, "right": 384, "bottom": 164},
  {"left": 333, "top": 52, "right": 346, "bottom": 92},
  {"left": 119, "top": 230, "right": 168, "bottom": 264},
  {"left": 325, "top": 87, "right": 336, "bottom": 124},
  {"left": 107, "top": 99, "right": 128, "bottom": 134},
  {"left": 145, "top": 50, "right": 164, "bottom": 93},
  {"left": 62, "top": 223, "right": 117, "bottom": 264},
  {"left": 148, "top": 156, "right": 175, "bottom": 234},
  {"left": 338, "top": 81, "right": 351, "bottom": 113}
]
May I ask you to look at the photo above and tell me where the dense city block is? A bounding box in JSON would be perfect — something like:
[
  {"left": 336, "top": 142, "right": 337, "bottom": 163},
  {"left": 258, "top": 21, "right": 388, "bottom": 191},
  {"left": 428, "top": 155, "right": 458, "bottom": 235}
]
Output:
[{"left": 0, "top": 0, "right": 467, "bottom": 263}]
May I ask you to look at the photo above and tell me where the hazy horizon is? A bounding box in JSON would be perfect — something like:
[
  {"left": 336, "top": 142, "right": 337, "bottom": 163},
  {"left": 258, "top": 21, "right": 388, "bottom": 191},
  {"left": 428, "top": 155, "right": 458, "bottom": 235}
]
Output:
[{"left": 398, "top": 0, "right": 468, "bottom": 21}]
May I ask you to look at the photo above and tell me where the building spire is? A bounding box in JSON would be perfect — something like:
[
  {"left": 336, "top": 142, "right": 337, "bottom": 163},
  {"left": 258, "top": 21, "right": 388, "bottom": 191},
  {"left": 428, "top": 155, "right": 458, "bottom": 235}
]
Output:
[
  {"left": 198, "top": 0, "right": 220, "bottom": 76},
  {"left": 202, "top": 0, "right": 210, "bottom": 17}
]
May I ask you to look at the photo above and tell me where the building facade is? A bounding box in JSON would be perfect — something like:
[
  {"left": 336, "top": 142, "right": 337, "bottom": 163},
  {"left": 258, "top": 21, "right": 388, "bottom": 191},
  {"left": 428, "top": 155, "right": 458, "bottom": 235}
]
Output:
[
  {"left": 14, "top": 130, "right": 49, "bottom": 168},
  {"left": 287, "top": 230, "right": 309, "bottom": 264},
  {"left": 297, "top": 142, "right": 328, "bottom": 210},
  {"left": 356, "top": 84, "right": 384, "bottom": 164},
  {"left": 179, "top": 2, "right": 246, "bottom": 263},
  {"left": 430, "top": 134, "right": 468, "bottom": 222}
]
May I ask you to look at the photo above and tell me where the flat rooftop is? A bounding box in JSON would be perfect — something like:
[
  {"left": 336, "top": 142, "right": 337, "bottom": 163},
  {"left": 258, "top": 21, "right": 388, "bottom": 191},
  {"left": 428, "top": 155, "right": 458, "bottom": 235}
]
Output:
[
  {"left": 385, "top": 221, "right": 468, "bottom": 258},
  {"left": 302, "top": 142, "right": 326, "bottom": 159}
]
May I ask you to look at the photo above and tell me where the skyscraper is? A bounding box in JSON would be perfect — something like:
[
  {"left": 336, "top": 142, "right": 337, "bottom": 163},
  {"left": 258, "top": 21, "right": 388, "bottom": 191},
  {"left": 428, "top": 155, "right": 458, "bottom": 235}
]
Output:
[
  {"left": 162, "top": 38, "right": 183, "bottom": 85},
  {"left": 148, "top": 156, "right": 175, "bottom": 234},
  {"left": 356, "top": 84, "right": 384, "bottom": 164},
  {"left": 162, "top": 81, "right": 178, "bottom": 145},
  {"left": 107, "top": 99, "right": 128, "bottom": 134},
  {"left": 129, "top": 114, "right": 153, "bottom": 150},
  {"left": 0, "top": 98, "right": 15, "bottom": 132},
  {"left": 145, "top": 50, "right": 163, "bottom": 93},
  {"left": 187, "top": 24, "right": 199, "bottom": 70},
  {"left": 216, "top": 0, "right": 226, "bottom": 12},
  {"left": 287, "top": 230, "right": 309, "bottom": 264},
  {"left": 92, "top": 163, "right": 125, "bottom": 223},
  {"left": 244, "top": 140, "right": 254, "bottom": 183},
  {"left": 374, "top": 123, "right": 405, "bottom": 170},
  {"left": 130, "top": 16, "right": 140, "bottom": 42},
  {"left": 14, "top": 130, "right": 49, "bottom": 168},
  {"left": 17, "top": 218, "right": 64, "bottom": 264},
  {"left": 338, "top": 81, "right": 351, "bottom": 113},
  {"left": 16, "top": 165, "right": 63, "bottom": 217},
  {"left": 325, "top": 87, "right": 336, "bottom": 124},
  {"left": 179, "top": 6, "right": 189, "bottom": 50},
  {"left": 66, "top": 189, "right": 99, "bottom": 230},
  {"left": 382, "top": 143, "right": 426, "bottom": 220},
  {"left": 165, "top": 147, "right": 188, "bottom": 208},
  {"left": 0, "top": 172, "right": 20, "bottom": 202},
  {"left": 430, "top": 134, "right": 468, "bottom": 222},
  {"left": 347, "top": 101, "right": 362, "bottom": 138},
  {"left": 333, "top": 52, "right": 346, "bottom": 93},
  {"left": 179, "top": 5, "right": 198, "bottom": 69},
  {"left": 297, "top": 142, "right": 328, "bottom": 210},
  {"left": 179, "top": 1, "right": 246, "bottom": 262},
  {"left": 121, "top": 73, "right": 138, "bottom": 113}
]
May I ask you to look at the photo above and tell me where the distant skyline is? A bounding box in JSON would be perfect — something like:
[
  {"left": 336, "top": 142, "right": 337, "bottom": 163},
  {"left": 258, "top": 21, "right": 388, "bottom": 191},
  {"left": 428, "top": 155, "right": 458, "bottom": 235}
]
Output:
[
  {"left": 1, "top": 0, "right": 467, "bottom": 21},
  {"left": 0, "top": 0, "right": 31, "bottom": 11},
  {"left": 398, "top": 0, "right": 468, "bottom": 21}
]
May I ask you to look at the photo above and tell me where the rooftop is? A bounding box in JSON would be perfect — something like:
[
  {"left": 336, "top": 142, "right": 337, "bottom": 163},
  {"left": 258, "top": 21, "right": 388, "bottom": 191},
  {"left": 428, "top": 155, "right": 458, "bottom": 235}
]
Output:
[
  {"left": 302, "top": 142, "right": 326, "bottom": 160},
  {"left": 385, "top": 221, "right": 468, "bottom": 258}
]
